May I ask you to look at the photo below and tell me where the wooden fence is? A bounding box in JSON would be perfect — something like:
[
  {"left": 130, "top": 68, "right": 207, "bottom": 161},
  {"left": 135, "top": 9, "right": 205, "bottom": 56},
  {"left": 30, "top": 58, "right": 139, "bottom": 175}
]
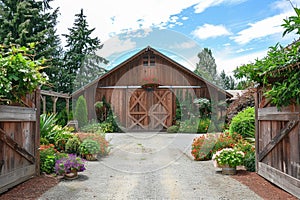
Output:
[
  {"left": 0, "top": 90, "right": 40, "bottom": 194},
  {"left": 255, "top": 88, "right": 300, "bottom": 198}
]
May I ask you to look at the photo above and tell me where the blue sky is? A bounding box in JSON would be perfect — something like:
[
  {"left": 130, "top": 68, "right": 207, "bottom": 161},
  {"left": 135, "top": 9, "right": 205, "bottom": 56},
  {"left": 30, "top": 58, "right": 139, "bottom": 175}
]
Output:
[{"left": 52, "top": 0, "right": 300, "bottom": 75}]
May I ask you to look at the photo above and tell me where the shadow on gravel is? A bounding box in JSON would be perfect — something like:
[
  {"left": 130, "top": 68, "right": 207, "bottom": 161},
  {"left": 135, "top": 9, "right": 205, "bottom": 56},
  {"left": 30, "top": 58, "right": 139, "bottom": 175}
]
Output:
[{"left": 62, "top": 175, "right": 89, "bottom": 182}]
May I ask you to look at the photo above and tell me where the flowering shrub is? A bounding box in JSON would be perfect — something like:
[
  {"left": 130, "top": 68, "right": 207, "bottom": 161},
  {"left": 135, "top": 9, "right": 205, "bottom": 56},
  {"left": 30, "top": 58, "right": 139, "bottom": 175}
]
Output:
[
  {"left": 213, "top": 148, "right": 244, "bottom": 168},
  {"left": 54, "top": 154, "right": 86, "bottom": 175},
  {"left": 76, "top": 133, "right": 110, "bottom": 156},
  {"left": 213, "top": 131, "right": 238, "bottom": 152},
  {"left": 191, "top": 134, "right": 217, "bottom": 160}
]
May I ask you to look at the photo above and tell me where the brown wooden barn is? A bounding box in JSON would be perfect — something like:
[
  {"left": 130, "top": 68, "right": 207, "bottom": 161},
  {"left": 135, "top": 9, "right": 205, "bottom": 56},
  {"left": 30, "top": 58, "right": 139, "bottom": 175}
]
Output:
[{"left": 72, "top": 46, "right": 232, "bottom": 131}]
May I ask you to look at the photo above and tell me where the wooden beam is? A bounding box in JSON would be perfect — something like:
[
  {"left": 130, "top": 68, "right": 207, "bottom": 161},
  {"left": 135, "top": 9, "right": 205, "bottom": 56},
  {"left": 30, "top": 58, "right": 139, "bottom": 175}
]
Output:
[
  {"left": 258, "top": 120, "right": 299, "bottom": 162},
  {"left": 0, "top": 106, "right": 36, "bottom": 121},
  {"left": 51, "top": 96, "right": 58, "bottom": 114},
  {"left": 258, "top": 112, "right": 299, "bottom": 121},
  {"left": 40, "top": 90, "right": 70, "bottom": 99},
  {"left": 98, "top": 85, "right": 204, "bottom": 89},
  {"left": 258, "top": 162, "right": 300, "bottom": 198},
  {"left": 0, "top": 165, "right": 35, "bottom": 194},
  {"left": 35, "top": 89, "right": 41, "bottom": 176},
  {"left": 0, "top": 128, "right": 35, "bottom": 164},
  {"left": 40, "top": 95, "right": 46, "bottom": 114}
]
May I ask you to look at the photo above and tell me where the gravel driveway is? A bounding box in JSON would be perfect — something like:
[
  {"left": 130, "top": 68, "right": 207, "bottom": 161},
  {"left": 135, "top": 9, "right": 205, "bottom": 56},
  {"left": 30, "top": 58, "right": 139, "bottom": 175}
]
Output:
[{"left": 39, "top": 133, "right": 262, "bottom": 200}]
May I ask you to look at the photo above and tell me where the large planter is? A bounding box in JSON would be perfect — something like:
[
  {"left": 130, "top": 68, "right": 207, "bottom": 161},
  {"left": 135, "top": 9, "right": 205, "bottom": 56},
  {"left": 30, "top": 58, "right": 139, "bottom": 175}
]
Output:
[
  {"left": 222, "top": 165, "right": 237, "bottom": 175},
  {"left": 64, "top": 169, "right": 78, "bottom": 180},
  {"left": 84, "top": 154, "right": 98, "bottom": 161}
]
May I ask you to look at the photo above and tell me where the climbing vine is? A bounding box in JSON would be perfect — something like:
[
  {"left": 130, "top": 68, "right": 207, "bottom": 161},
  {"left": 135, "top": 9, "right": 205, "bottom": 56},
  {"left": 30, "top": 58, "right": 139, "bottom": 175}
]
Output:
[{"left": 0, "top": 44, "right": 48, "bottom": 104}]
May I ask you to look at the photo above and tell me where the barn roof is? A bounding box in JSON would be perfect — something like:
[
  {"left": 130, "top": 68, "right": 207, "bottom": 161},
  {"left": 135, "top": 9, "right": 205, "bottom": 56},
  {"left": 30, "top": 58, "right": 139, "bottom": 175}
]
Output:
[{"left": 72, "top": 46, "right": 233, "bottom": 98}]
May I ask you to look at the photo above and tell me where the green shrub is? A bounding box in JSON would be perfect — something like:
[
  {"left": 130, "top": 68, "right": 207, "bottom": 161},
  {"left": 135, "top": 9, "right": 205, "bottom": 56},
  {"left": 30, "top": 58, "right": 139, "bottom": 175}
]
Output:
[
  {"left": 229, "top": 107, "right": 255, "bottom": 138},
  {"left": 81, "top": 121, "right": 114, "bottom": 133},
  {"left": 40, "top": 144, "right": 57, "bottom": 174},
  {"left": 79, "top": 139, "right": 101, "bottom": 155},
  {"left": 65, "top": 136, "right": 81, "bottom": 154},
  {"left": 99, "top": 122, "right": 113, "bottom": 133},
  {"left": 243, "top": 150, "right": 256, "bottom": 172},
  {"left": 167, "top": 125, "right": 179, "bottom": 133},
  {"left": 179, "top": 117, "right": 211, "bottom": 133},
  {"left": 81, "top": 121, "right": 102, "bottom": 133},
  {"left": 198, "top": 118, "right": 211, "bottom": 133},
  {"left": 40, "top": 137, "right": 49, "bottom": 145},
  {"left": 56, "top": 108, "right": 69, "bottom": 127},
  {"left": 74, "top": 95, "right": 88, "bottom": 128}
]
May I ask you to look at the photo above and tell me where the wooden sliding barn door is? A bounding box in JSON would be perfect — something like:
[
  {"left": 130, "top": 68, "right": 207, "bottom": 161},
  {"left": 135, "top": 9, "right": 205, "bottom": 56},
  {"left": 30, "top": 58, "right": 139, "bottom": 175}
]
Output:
[{"left": 127, "top": 89, "right": 173, "bottom": 131}]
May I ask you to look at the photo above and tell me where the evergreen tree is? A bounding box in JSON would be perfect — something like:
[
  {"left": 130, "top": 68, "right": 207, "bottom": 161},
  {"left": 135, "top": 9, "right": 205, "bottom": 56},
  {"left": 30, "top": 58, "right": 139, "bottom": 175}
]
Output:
[
  {"left": 219, "top": 70, "right": 236, "bottom": 90},
  {"left": 0, "top": 0, "right": 52, "bottom": 58},
  {"left": 0, "top": 0, "right": 63, "bottom": 90},
  {"left": 74, "top": 95, "right": 88, "bottom": 128},
  {"left": 63, "top": 9, "right": 107, "bottom": 93},
  {"left": 194, "top": 48, "right": 219, "bottom": 84}
]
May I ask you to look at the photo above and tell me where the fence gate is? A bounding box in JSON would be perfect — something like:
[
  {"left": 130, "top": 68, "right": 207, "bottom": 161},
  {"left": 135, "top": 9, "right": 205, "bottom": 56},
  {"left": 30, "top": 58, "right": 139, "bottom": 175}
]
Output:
[
  {"left": 256, "top": 89, "right": 300, "bottom": 198},
  {"left": 127, "top": 89, "right": 173, "bottom": 131},
  {"left": 0, "top": 90, "right": 40, "bottom": 194}
]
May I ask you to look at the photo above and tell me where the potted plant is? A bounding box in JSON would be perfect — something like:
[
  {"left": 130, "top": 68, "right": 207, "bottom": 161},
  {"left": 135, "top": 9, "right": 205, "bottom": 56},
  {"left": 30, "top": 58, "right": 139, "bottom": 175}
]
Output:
[
  {"left": 79, "top": 138, "right": 101, "bottom": 160},
  {"left": 54, "top": 154, "right": 86, "bottom": 179},
  {"left": 212, "top": 148, "right": 244, "bottom": 175}
]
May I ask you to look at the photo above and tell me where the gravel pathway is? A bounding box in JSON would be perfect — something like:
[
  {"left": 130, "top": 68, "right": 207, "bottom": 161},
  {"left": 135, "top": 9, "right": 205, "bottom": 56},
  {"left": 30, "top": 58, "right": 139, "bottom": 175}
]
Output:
[{"left": 39, "top": 133, "right": 262, "bottom": 200}]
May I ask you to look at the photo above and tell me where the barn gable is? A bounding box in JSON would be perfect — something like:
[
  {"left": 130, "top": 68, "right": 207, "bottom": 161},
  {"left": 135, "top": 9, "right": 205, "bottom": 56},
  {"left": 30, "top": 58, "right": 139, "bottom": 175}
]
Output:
[{"left": 72, "top": 46, "right": 232, "bottom": 131}]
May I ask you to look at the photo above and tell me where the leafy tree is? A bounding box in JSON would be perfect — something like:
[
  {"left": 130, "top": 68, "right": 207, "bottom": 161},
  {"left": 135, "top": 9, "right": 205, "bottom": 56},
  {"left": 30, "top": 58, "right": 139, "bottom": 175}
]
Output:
[
  {"left": 63, "top": 9, "right": 107, "bottom": 93},
  {"left": 219, "top": 70, "right": 236, "bottom": 90},
  {"left": 194, "top": 48, "right": 219, "bottom": 85}
]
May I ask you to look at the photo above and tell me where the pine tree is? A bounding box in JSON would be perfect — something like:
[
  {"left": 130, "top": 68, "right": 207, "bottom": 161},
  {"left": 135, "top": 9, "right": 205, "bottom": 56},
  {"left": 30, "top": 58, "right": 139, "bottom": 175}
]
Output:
[
  {"left": 0, "top": 0, "right": 52, "bottom": 58},
  {"left": 0, "top": 0, "right": 63, "bottom": 90},
  {"left": 194, "top": 48, "right": 219, "bottom": 85},
  {"left": 63, "top": 9, "right": 107, "bottom": 93},
  {"left": 219, "top": 70, "right": 236, "bottom": 90}
]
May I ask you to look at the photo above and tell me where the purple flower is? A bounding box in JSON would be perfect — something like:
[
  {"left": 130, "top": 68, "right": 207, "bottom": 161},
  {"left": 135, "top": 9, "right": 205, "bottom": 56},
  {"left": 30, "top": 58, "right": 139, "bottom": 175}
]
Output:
[{"left": 55, "top": 154, "right": 86, "bottom": 175}]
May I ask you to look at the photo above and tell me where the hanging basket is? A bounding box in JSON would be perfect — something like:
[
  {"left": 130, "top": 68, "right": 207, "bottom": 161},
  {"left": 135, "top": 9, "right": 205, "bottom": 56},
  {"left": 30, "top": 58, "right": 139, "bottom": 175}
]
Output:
[{"left": 141, "top": 83, "right": 159, "bottom": 91}]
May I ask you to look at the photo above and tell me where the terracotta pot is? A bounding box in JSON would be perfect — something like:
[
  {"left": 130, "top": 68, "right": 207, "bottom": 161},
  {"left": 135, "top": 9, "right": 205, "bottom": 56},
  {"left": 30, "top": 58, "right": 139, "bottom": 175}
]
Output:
[
  {"left": 85, "top": 154, "right": 98, "bottom": 161},
  {"left": 64, "top": 169, "right": 78, "bottom": 180}
]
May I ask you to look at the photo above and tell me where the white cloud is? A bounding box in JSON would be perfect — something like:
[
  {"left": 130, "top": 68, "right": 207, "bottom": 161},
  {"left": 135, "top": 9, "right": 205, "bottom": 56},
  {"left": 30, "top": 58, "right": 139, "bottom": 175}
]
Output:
[
  {"left": 169, "top": 41, "right": 197, "bottom": 49},
  {"left": 51, "top": 0, "right": 201, "bottom": 43},
  {"left": 271, "top": 0, "right": 300, "bottom": 12},
  {"left": 97, "top": 36, "right": 136, "bottom": 58},
  {"left": 192, "top": 24, "right": 231, "bottom": 39},
  {"left": 235, "top": 47, "right": 253, "bottom": 53},
  {"left": 215, "top": 50, "right": 268, "bottom": 75},
  {"left": 193, "top": 0, "right": 247, "bottom": 13},
  {"left": 230, "top": 12, "right": 294, "bottom": 44},
  {"left": 182, "top": 16, "right": 189, "bottom": 20}
]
